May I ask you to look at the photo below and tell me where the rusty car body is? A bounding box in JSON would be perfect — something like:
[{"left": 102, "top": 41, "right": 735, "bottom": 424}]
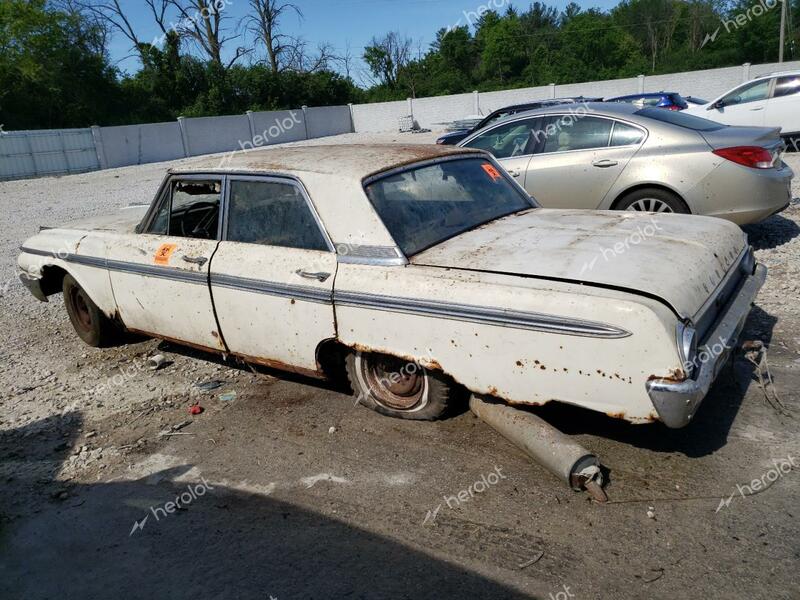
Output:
[{"left": 18, "top": 144, "right": 766, "bottom": 428}]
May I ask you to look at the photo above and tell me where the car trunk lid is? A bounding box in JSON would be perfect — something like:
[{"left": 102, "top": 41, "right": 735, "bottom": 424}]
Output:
[{"left": 411, "top": 209, "right": 747, "bottom": 319}]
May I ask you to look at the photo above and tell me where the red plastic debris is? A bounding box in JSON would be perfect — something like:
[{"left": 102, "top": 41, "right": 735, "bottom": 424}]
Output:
[{"left": 189, "top": 405, "right": 204, "bottom": 415}]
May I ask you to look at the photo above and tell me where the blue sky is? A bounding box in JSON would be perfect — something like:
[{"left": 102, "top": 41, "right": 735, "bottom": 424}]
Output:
[{"left": 110, "top": 0, "right": 620, "bottom": 83}]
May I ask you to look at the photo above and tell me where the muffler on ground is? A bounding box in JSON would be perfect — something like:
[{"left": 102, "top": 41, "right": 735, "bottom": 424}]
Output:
[{"left": 469, "top": 395, "right": 608, "bottom": 502}]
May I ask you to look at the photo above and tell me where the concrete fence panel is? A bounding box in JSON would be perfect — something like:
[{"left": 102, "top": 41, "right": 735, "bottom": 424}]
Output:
[
  {"left": 250, "top": 110, "right": 308, "bottom": 146},
  {"left": 182, "top": 114, "right": 252, "bottom": 156},
  {"left": 413, "top": 93, "right": 475, "bottom": 129},
  {"left": 304, "top": 105, "right": 354, "bottom": 139},
  {"left": 0, "top": 128, "right": 98, "bottom": 180},
  {"left": 351, "top": 100, "right": 409, "bottom": 133},
  {"left": 99, "top": 121, "right": 184, "bottom": 168}
]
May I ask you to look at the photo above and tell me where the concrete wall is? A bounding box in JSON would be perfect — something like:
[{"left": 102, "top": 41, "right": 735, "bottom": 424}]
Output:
[
  {"left": 0, "top": 128, "right": 99, "bottom": 180},
  {"left": 99, "top": 121, "right": 184, "bottom": 169},
  {"left": 305, "top": 105, "right": 354, "bottom": 139},
  {"left": 0, "top": 105, "right": 354, "bottom": 181},
  {"left": 351, "top": 60, "right": 800, "bottom": 132}
]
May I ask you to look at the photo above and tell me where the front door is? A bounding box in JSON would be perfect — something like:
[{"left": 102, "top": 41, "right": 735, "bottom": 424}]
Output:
[
  {"left": 706, "top": 78, "right": 771, "bottom": 127},
  {"left": 107, "top": 176, "right": 224, "bottom": 351},
  {"left": 209, "top": 176, "right": 337, "bottom": 372}
]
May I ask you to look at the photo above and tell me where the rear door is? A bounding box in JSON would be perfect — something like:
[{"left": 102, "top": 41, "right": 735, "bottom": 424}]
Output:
[
  {"left": 107, "top": 175, "right": 224, "bottom": 350},
  {"left": 524, "top": 115, "right": 644, "bottom": 208},
  {"left": 209, "top": 176, "right": 337, "bottom": 372},
  {"left": 705, "top": 78, "right": 772, "bottom": 127},
  {"left": 765, "top": 74, "right": 800, "bottom": 135}
]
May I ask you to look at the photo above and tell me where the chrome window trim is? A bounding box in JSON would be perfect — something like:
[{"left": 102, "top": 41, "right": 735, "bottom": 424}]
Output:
[{"left": 140, "top": 173, "right": 225, "bottom": 238}]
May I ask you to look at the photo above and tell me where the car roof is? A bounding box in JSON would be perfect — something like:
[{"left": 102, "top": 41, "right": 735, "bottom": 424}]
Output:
[
  {"left": 489, "top": 97, "right": 602, "bottom": 113},
  {"left": 492, "top": 101, "right": 642, "bottom": 123},
  {"left": 611, "top": 92, "right": 678, "bottom": 98},
  {"left": 753, "top": 69, "right": 800, "bottom": 80},
  {"left": 173, "top": 144, "right": 479, "bottom": 179}
]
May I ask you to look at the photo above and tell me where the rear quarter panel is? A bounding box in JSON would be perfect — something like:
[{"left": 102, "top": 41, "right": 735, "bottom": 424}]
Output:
[{"left": 334, "top": 263, "right": 684, "bottom": 423}]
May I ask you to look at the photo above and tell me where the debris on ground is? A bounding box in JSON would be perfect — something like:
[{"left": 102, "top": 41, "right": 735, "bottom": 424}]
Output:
[
  {"left": 196, "top": 380, "right": 224, "bottom": 392},
  {"left": 189, "top": 404, "right": 204, "bottom": 415},
  {"left": 219, "top": 391, "right": 237, "bottom": 402}
]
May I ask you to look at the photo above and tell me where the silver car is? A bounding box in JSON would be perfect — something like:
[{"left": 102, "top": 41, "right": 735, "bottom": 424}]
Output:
[{"left": 458, "top": 102, "right": 793, "bottom": 224}]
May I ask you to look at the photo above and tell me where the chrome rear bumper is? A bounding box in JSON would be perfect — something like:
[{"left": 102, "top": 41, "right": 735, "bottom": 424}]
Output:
[{"left": 646, "top": 263, "right": 767, "bottom": 428}]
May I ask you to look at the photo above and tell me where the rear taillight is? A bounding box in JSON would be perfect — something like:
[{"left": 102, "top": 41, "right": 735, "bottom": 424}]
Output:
[
  {"left": 713, "top": 146, "right": 775, "bottom": 169},
  {"left": 666, "top": 105, "right": 681, "bottom": 111}
]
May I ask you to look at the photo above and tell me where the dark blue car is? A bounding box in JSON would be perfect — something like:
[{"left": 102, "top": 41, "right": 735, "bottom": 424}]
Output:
[{"left": 606, "top": 92, "right": 689, "bottom": 111}]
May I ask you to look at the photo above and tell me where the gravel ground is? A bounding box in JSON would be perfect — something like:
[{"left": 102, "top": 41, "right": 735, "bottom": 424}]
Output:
[{"left": 1, "top": 134, "right": 799, "bottom": 600}]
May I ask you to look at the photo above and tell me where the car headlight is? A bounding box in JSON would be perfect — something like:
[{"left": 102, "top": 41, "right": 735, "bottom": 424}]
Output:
[{"left": 676, "top": 322, "right": 698, "bottom": 378}]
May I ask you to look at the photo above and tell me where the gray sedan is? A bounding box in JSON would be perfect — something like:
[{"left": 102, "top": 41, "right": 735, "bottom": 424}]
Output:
[{"left": 458, "top": 102, "right": 793, "bottom": 224}]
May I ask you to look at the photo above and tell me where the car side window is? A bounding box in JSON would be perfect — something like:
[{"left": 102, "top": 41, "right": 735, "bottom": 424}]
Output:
[
  {"left": 147, "top": 179, "right": 221, "bottom": 240},
  {"left": 463, "top": 118, "right": 538, "bottom": 159},
  {"left": 539, "top": 116, "right": 613, "bottom": 154},
  {"left": 720, "top": 79, "right": 770, "bottom": 106},
  {"left": 610, "top": 122, "right": 645, "bottom": 146},
  {"left": 226, "top": 179, "right": 329, "bottom": 251},
  {"left": 774, "top": 76, "right": 800, "bottom": 98}
]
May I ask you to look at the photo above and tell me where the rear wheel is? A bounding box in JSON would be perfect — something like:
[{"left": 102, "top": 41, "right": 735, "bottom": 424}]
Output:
[
  {"left": 615, "top": 188, "right": 688, "bottom": 214},
  {"left": 63, "top": 275, "right": 121, "bottom": 347},
  {"left": 345, "top": 351, "right": 458, "bottom": 420}
]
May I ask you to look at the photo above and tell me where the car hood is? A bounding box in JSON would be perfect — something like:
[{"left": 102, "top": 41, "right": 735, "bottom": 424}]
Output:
[
  {"left": 411, "top": 209, "right": 748, "bottom": 318},
  {"left": 57, "top": 205, "right": 149, "bottom": 234}
]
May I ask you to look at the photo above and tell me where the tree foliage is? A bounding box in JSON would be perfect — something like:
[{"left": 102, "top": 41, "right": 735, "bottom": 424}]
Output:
[{"left": 0, "top": 0, "right": 798, "bottom": 129}]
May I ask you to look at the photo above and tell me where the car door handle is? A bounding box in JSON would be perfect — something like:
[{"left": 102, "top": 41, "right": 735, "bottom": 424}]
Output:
[
  {"left": 592, "top": 159, "right": 619, "bottom": 168},
  {"left": 182, "top": 255, "right": 208, "bottom": 267},
  {"left": 750, "top": 106, "right": 764, "bottom": 111},
  {"left": 507, "top": 169, "right": 522, "bottom": 178},
  {"left": 295, "top": 270, "right": 331, "bottom": 283}
]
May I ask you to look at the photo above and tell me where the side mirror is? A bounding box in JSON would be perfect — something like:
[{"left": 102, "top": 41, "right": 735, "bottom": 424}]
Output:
[{"left": 710, "top": 100, "right": 725, "bottom": 110}]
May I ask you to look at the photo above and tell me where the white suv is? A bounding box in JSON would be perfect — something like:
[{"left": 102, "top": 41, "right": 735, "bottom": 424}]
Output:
[{"left": 684, "top": 70, "right": 800, "bottom": 143}]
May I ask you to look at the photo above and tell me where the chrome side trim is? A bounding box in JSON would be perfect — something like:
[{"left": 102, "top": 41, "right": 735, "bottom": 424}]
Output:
[
  {"left": 211, "top": 273, "right": 332, "bottom": 304},
  {"left": 334, "top": 290, "right": 631, "bottom": 338}
]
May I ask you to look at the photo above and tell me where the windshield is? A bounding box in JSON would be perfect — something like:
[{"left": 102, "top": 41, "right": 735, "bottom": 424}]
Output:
[
  {"left": 635, "top": 107, "right": 724, "bottom": 131},
  {"left": 364, "top": 157, "right": 534, "bottom": 256}
]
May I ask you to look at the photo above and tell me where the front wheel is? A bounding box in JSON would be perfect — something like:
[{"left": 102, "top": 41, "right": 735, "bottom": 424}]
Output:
[
  {"left": 63, "top": 275, "right": 122, "bottom": 347},
  {"left": 345, "top": 351, "right": 459, "bottom": 420},
  {"left": 615, "top": 188, "right": 688, "bottom": 214}
]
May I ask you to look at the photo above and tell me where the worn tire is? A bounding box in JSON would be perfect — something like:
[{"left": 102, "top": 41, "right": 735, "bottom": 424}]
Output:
[
  {"left": 345, "top": 351, "right": 458, "bottom": 420},
  {"left": 62, "top": 274, "right": 121, "bottom": 347},
  {"left": 615, "top": 187, "right": 689, "bottom": 214}
]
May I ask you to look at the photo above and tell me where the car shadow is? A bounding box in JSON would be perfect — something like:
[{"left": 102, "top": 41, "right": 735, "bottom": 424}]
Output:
[
  {"left": 0, "top": 414, "right": 537, "bottom": 600},
  {"left": 743, "top": 213, "right": 800, "bottom": 250},
  {"left": 528, "top": 305, "right": 778, "bottom": 459}
]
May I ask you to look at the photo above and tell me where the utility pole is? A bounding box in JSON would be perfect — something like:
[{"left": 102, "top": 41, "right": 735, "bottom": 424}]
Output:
[{"left": 779, "top": 0, "right": 787, "bottom": 62}]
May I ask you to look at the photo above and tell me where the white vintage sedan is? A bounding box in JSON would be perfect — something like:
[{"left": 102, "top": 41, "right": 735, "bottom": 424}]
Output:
[{"left": 18, "top": 145, "right": 765, "bottom": 428}]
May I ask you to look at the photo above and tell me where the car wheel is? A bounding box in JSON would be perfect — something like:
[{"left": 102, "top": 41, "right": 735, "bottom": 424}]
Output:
[
  {"left": 63, "top": 274, "right": 121, "bottom": 347},
  {"left": 345, "top": 351, "right": 458, "bottom": 420},
  {"left": 616, "top": 188, "right": 688, "bottom": 214}
]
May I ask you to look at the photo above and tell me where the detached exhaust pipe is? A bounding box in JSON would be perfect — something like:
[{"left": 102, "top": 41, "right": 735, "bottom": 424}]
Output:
[{"left": 469, "top": 395, "right": 608, "bottom": 503}]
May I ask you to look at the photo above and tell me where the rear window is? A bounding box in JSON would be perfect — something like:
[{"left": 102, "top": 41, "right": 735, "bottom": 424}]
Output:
[
  {"left": 635, "top": 107, "right": 724, "bottom": 131},
  {"left": 364, "top": 157, "right": 533, "bottom": 256}
]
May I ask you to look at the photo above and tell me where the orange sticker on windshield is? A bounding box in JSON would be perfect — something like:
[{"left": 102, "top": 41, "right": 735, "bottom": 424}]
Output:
[
  {"left": 481, "top": 163, "right": 503, "bottom": 182},
  {"left": 154, "top": 243, "right": 177, "bottom": 265}
]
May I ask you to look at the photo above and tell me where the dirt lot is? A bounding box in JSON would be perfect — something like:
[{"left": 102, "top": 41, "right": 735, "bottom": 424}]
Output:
[{"left": 1, "top": 133, "right": 799, "bottom": 600}]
